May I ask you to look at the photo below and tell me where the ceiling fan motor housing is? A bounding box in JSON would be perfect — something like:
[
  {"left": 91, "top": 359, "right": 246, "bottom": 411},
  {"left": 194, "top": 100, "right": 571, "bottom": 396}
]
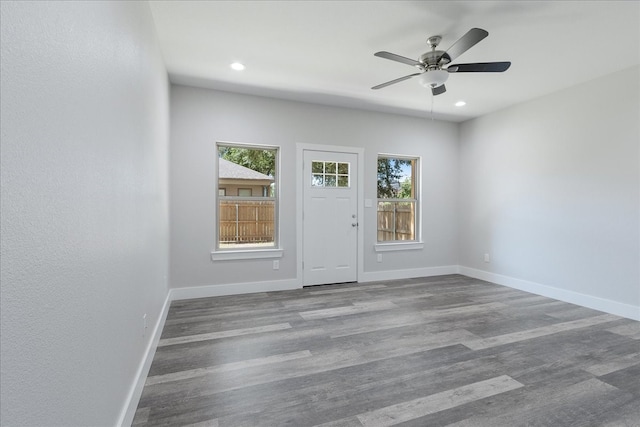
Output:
[{"left": 419, "top": 51, "right": 449, "bottom": 67}]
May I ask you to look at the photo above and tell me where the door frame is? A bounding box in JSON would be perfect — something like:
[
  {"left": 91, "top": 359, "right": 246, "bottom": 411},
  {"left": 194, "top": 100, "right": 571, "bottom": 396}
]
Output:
[{"left": 296, "top": 143, "right": 365, "bottom": 286}]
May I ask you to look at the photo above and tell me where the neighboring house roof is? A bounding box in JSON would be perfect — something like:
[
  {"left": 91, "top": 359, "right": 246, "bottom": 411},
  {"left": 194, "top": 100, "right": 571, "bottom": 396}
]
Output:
[{"left": 218, "top": 157, "right": 274, "bottom": 181}]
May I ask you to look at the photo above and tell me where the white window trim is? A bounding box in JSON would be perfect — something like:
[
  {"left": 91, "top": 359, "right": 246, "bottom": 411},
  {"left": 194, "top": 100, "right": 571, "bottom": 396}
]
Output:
[
  {"left": 211, "top": 248, "right": 283, "bottom": 261},
  {"left": 374, "top": 242, "right": 424, "bottom": 252},
  {"left": 213, "top": 141, "right": 281, "bottom": 259},
  {"left": 376, "top": 153, "right": 421, "bottom": 244}
]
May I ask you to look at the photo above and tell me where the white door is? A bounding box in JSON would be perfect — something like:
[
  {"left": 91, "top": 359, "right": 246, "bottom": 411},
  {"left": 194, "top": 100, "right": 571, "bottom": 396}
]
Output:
[{"left": 303, "top": 150, "right": 358, "bottom": 286}]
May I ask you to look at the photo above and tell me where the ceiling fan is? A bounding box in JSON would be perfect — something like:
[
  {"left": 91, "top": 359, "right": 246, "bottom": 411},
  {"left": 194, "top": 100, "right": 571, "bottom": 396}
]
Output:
[{"left": 372, "top": 28, "right": 511, "bottom": 96}]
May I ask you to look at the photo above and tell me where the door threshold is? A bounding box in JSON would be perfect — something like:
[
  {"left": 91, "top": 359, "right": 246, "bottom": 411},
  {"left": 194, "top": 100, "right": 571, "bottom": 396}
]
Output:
[{"left": 303, "top": 281, "right": 357, "bottom": 288}]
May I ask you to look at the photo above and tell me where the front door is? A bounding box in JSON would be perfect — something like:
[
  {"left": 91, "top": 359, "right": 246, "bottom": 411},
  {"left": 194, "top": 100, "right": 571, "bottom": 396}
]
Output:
[{"left": 303, "top": 150, "right": 358, "bottom": 286}]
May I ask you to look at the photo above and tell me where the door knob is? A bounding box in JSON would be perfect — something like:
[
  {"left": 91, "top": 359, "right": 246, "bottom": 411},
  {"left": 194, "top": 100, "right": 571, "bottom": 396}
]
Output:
[{"left": 352, "top": 222, "right": 358, "bottom": 227}]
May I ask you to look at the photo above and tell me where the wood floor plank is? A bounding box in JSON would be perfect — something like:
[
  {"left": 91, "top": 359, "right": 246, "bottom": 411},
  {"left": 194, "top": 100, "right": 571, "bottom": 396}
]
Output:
[
  {"left": 131, "top": 407, "right": 150, "bottom": 425},
  {"left": 157, "top": 322, "right": 292, "bottom": 346},
  {"left": 182, "top": 419, "right": 219, "bottom": 427},
  {"left": 144, "top": 349, "right": 312, "bottom": 386},
  {"left": 421, "top": 301, "right": 508, "bottom": 318},
  {"left": 299, "top": 300, "right": 398, "bottom": 320},
  {"left": 584, "top": 352, "right": 640, "bottom": 376},
  {"left": 356, "top": 375, "right": 523, "bottom": 426},
  {"left": 607, "top": 322, "right": 640, "bottom": 339},
  {"left": 313, "top": 417, "right": 364, "bottom": 427},
  {"left": 598, "top": 362, "right": 640, "bottom": 394},
  {"left": 462, "top": 314, "right": 620, "bottom": 350}
]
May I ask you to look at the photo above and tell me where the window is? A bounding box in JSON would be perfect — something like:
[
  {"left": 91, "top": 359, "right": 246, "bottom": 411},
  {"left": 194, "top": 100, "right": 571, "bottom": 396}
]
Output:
[
  {"left": 377, "top": 155, "right": 418, "bottom": 242},
  {"left": 216, "top": 143, "right": 278, "bottom": 250}
]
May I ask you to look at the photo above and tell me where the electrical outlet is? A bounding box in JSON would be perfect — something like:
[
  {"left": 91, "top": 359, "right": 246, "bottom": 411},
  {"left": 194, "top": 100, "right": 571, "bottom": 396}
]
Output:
[
  {"left": 377, "top": 254, "right": 383, "bottom": 263},
  {"left": 142, "top": 313, "right": 147, "bottom": 337},
  {"left": 273, "top": 260, "right": 279, "bottom": 270},
  {"left": 484, "top": 253, "right": 491, "bottom": 263}
]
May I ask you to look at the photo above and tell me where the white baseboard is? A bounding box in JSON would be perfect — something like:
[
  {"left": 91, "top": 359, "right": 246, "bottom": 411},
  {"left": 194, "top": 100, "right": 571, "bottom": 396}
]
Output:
[
  {"left": 118, "top": 292, "right": 172, "bottom": 427},
  {"left": 170, "top": 278, "right": 301, "bottom": 300},
  {"left": 459, "top": 266, "right": 640, "bottom": 321},
  {"left": 359, "top": 265, "right": 459, "bottom": 283}
]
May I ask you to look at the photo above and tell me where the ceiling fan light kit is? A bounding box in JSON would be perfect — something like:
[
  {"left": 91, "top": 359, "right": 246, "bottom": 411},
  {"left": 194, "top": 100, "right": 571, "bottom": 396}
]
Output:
[
  {"left": 418, "top": 69, "right": 448, "bottom": 88},
  {"left": 372, "top": 28, "right": 511, "bottom": 96}
]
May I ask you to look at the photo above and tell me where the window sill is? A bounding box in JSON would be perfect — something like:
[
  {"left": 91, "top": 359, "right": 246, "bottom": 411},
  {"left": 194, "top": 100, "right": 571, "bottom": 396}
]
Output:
[
  {"left": 211, "top": 248, "right": 284, "bottom": 261},
  {"left": 374, "top": 242, "right": 424, "bottom": 252}
]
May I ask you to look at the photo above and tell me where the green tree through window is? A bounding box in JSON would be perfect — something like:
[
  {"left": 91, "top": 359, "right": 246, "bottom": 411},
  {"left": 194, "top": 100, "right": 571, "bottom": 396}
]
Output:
[
  {"left": 377, "top": 158, "right": 411, "bottom": 198},
  {"left": 219, "top": 147, "right": 275, "bottom": 176}
]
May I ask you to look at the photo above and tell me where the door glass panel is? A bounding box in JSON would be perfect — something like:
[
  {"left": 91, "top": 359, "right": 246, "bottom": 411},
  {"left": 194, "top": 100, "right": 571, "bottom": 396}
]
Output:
[
  {"left": 312, "top": 161, "right": 324, "bottom": 173},
  {"left": 311, "top": 161, "right": 350, "bottom": 188}
]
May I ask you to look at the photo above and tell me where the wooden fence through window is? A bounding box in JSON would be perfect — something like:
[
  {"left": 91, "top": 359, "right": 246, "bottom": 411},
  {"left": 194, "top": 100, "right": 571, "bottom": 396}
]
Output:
[
  {"left": 377, "top": 201, "right": 415, "bottom": 241},
  {"left": 219, "top": 199, "right": 275, "bottom": 244}
]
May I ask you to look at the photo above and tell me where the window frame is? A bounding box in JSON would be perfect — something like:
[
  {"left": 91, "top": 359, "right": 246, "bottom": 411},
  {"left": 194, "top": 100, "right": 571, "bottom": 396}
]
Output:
[
  {"left": 375, "top": 153, "right": 423, "bottom": 251},
  {"left": 211, "top": 141, "right": 282, "bottom": 261}
]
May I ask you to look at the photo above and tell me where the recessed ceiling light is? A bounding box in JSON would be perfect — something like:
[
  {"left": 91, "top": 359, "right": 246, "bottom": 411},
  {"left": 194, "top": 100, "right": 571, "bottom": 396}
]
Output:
[
  {"left": 455, "top": 101, "right": 466, "bottom": 107},
  {"left": 230, "top": 62, "right": 245, "bottom": 71}
]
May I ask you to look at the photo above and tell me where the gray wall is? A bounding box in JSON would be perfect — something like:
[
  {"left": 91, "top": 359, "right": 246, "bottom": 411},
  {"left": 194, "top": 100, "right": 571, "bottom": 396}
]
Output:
[
  {"left": 170, "top": 85, "right": 460, "bottom": 288},
  {"left": 0, "top": 2, "right": 169, "bottom": 426},
  {"left": 459, "top": 66, "right": 640, "bottom": 311}
]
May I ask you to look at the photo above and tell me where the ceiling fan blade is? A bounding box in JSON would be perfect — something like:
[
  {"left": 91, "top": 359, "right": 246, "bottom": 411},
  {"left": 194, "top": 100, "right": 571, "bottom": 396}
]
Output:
[
  {"left": 443, "top": 28, "right": 488, "bottom": 62},
  {"left": 447, "top": 62, "right": 511, "bottom": 73},
  {"left": 372, "top": 73, "right": 421, "bottom": 90},
  {"left": 374, "top": 51, "right": 420, "bottom": 67},
  {"left": 432, "top": 84, "right": 446, "bottom": 96}
]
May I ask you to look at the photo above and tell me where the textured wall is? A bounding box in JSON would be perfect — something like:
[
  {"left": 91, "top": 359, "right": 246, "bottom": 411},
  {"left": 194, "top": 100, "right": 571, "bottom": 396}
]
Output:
[
  {"left": 0, "top": 2, "right": 169, "bottom": 425},
  {"left": 459, "top": 66, "right": 640, "bottom": 310},
  {"left": 169, "top": 85, "right": 459, "bottom": 289}
]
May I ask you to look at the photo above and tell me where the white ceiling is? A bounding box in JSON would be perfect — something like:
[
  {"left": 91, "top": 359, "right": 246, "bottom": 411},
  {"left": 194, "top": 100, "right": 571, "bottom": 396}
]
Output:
[{"left": 149, "top": 1, "right": 640, "bottom": 122}]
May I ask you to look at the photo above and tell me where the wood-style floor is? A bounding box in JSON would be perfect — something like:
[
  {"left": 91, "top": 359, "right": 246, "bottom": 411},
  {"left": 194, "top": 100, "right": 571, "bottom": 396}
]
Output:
[{"left": 133, "top": 275, "right": 640, "bottom": 427}]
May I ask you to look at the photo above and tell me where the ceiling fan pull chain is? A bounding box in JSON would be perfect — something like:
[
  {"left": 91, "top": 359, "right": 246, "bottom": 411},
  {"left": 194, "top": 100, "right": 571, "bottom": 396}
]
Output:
[{"left": 430, "top": 92, "right": 434, "bottom": 121}]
